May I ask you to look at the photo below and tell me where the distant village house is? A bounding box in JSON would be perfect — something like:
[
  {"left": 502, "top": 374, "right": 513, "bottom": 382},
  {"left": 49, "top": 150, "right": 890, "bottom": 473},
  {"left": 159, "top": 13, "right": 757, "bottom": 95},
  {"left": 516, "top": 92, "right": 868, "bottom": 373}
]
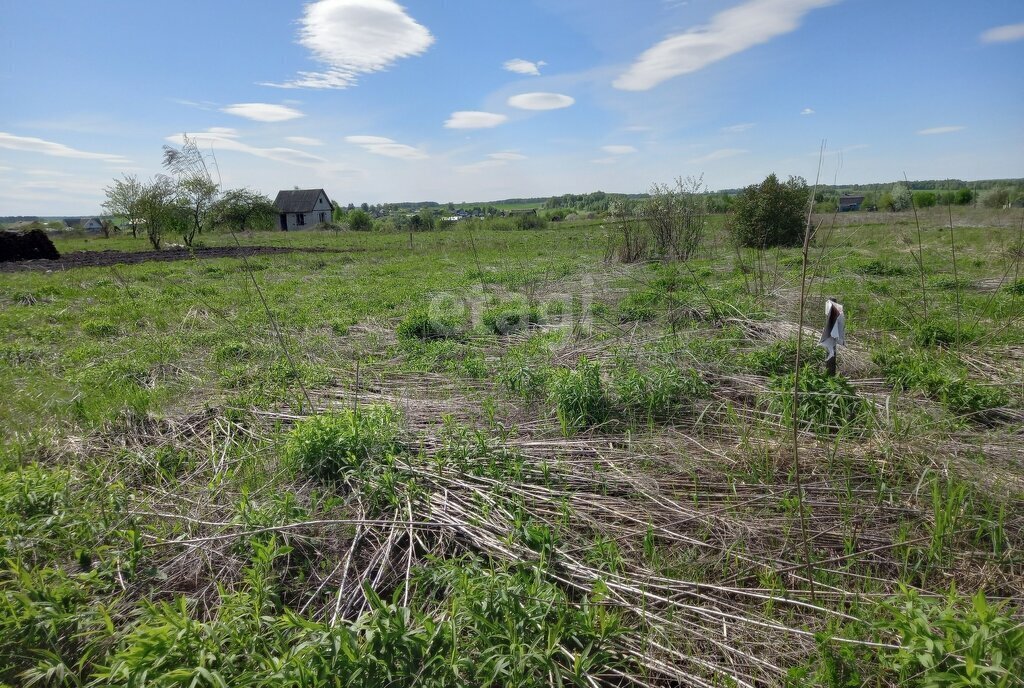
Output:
[
  {"left": 273, "top": 189, "right": 333, "bottom": 230},
  {"left": 838, "top": 195, "right": 865, "bottom": 212}
]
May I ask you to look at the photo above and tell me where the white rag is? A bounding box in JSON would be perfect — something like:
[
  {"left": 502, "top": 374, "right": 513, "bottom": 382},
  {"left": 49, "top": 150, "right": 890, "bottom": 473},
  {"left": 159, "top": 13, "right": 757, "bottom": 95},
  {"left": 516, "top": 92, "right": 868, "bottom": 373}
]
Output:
[{"left": 817, "top": 299, "right": 845, "bottom": 361}]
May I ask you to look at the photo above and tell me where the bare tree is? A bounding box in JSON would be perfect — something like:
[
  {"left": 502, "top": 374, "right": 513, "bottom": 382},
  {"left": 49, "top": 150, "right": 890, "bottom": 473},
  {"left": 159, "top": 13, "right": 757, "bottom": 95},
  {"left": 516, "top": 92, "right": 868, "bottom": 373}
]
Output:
[
  {"left": 642, "top": 176, "right": 708, "bottom": 260},
  {"left": 102, "top": 174, "right": 143, "bottom": 238}
]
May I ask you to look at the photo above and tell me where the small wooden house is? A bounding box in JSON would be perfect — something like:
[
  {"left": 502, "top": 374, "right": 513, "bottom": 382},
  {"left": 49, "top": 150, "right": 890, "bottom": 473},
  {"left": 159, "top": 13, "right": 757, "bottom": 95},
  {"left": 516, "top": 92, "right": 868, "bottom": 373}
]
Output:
[{"left": 272, "top": 189, "right": 333, "bottom": 230}]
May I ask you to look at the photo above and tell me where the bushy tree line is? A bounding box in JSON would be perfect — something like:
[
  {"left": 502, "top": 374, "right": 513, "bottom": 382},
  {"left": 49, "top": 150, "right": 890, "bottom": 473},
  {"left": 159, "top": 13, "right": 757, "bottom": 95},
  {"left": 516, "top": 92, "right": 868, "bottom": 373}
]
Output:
[{"left": 102, "top": 137, "right": 277, "bottom": 249}]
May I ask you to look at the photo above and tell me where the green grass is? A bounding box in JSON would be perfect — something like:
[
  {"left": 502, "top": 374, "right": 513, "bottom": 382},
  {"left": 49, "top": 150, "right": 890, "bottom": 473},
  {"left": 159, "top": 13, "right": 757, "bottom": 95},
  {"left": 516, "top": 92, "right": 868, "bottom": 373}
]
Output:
[{"left": 2, "top": 208, "right": 1023, "bottom": 687}]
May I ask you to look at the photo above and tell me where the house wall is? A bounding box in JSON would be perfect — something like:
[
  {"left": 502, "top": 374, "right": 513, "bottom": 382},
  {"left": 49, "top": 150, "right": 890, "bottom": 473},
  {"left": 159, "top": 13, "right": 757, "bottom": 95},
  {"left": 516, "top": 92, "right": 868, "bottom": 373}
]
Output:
[{"left": 277, "top": 193, "right": 334, "bottom": 230}]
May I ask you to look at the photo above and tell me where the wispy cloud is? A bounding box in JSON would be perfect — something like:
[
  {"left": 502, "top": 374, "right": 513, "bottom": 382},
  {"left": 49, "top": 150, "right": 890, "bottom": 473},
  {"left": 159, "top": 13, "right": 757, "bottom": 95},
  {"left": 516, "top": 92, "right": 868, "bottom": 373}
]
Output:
[
  {"left": 507, "top": 92, "right": 575, "bottom": 110},
  {"left": 0, "top": 132, "right": 130, "bottom": 163},
  {"left": 266, "top": 0, "right": 434, "bottom": 89},
  {"left": 980, "top": 23, "right": 1024, "bottom": 44},
  {"left": 601, "top": 145, "right": 637, "bottom": 154},
  {"left": 615, "top": 0, "right": 835, "bottom": 90},
  {"left": 285, "top": 136, "right": 324, "bottom": 146},
  {"left": 170, "top": 98, "right": 217, "bottom": 110},
  {"left": 917, "top": 126, "right": 965, "bottom": 135},
  {"left": 689, "top": 148, "right": 748, "bottom": 164},
  {"left": 458, "top": 151, "right": 528, "bottom": 172},
  {"left": 444, "top": 111, "right": 508, "bottom": 129},
  {"left": 345, "top": 135, "right": 427, "bottom": 160},
  {"left": 721, "top": 122, "right": 756, "bottom": 133},
  {"left": 503, "top": 58, "right": 546, "bottom": 76},
  {"left": 488, "top": 151, "right": 527, "bottom": 161},
  {"left": 167, "top": 130, "right": 326, "bottom": 166},
  {"left": 800, "top": 107, "right": 815, "bottom": 116},
  {"left": 221, "top": 103, "right": 305, "bottom": 122}
]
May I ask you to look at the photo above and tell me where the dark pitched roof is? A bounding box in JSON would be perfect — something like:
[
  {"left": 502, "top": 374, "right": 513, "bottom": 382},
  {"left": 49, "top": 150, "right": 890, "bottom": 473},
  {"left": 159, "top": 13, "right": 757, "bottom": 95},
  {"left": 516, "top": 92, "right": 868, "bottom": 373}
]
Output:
[
  {"left": 839, "top": 195, "right": 865, "bottom": 202},
  {"left": 273, "top": 189, "right": 330, "bottom": 213}
]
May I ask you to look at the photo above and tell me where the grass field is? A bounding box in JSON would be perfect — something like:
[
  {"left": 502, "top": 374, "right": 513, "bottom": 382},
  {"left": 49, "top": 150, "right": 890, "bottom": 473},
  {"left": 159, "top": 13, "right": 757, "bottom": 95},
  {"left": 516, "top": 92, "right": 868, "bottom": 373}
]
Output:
[{"left": 1, "top": 208, "right": 1022, "bottom": 686}]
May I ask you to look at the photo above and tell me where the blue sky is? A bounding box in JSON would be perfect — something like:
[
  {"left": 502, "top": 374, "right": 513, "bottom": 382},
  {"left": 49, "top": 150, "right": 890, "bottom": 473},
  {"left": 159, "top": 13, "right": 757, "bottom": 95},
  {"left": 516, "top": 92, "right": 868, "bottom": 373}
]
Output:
[{"left": 0, "top": 0, "right": 1022, "bottom": 214}]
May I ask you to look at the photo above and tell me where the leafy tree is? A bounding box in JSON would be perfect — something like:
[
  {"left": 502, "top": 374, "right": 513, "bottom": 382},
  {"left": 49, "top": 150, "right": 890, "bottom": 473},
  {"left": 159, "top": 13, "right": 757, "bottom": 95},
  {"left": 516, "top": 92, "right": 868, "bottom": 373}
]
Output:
[
  {"left": 981, "top": 187, "right": 1010, "bottom": 209},
  {"left": 417, "top": 208, "right": 436, "bottom": 231},
  {"left": 212, "top": 188, "right": 276, "bottom": 232},
  {"left": 162, "top": 135, "right": 219, "bottom": 246},
  {"left": 913, "top": 191, "right": 937, "bottom": 208},
  {"left": 887, "top": 183, "right": 912, "bottom": 211},
  {"left": 955, "top": 187, "right": 974, "bottom": 205},
  {"left": 347, "top": 209, "right": 373, "bottom": 231},
  {"left": 732, "top": 173, "right": 809, "bottom": 248},
  {"left": 102, "top": 174, "right": 144, "bottom": 238},
  {"left": 137, "top": 177, "right": 187, "bottom": 250}
]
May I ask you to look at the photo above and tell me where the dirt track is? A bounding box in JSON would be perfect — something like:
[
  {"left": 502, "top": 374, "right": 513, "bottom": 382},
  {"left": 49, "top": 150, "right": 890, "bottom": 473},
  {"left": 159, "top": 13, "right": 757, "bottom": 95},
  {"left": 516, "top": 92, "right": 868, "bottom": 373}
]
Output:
[{"left": 0, "top": 245, "right": 359, "bottom": 272}]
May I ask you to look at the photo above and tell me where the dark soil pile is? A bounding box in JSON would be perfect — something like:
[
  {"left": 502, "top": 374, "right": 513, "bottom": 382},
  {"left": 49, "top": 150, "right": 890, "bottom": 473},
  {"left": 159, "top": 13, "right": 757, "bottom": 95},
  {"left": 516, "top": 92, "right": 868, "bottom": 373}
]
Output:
[{"left": 0, "top": 229, "right": 61, "bottom": 262}]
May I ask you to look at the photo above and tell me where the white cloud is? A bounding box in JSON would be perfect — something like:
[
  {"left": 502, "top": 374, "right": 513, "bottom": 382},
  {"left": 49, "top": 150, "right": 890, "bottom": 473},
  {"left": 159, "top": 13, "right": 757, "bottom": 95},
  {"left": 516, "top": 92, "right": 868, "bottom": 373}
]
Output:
[
  {"left": 917, "top": 126, "right": 965, "bottom": 135},
  {"left": 206, "top": 127, "right": 239, "bottom": 137},
  {"left": 458, "top": 151, "right": 528, "bottom": 172},
  {"left": 221, "top": 103, "right": 305, "bottom": 122},
  {"left": 507, "top": 92, "right": 575, "bottom": 110},
  {"left": 601, "top": 145, "right": 638, "bottom": 154},
  {"left": 722, "top": 122, "right": 755, "bottom": 133},
  {"left": 444, "top": 111, "right": 508, "bottom": 129},
  {"left": 266, "top": 0, "right": 434, "bottom": 89},
  {"left": 503, "top": 58, "right": 546, "bottom": 76},
  {"left": 286, "top": 136, "right": 324, "bottom": 146},
  {"left": 801, "top": 107, "right": 815, "bottom": 115},
  {"left": 167, "top": 130, "right": 327, "bottom": 167},
  {"left": 345, "top": 135, "right": 427, "bottom": 159},
  {"left": 689, "top": 148, "right": 747, "bottom": 164},
  {"left": 488, "top": 151, "right": 527, "bottom": 161},
  {"left": 615, "top": 0, "right": 836, "bottom": 91},
  {"left": 980, "top": 23, "right": 1024, "bottom": 44},
  {"left": 0, "top": 132, "right": 130, "bottom": 163}
]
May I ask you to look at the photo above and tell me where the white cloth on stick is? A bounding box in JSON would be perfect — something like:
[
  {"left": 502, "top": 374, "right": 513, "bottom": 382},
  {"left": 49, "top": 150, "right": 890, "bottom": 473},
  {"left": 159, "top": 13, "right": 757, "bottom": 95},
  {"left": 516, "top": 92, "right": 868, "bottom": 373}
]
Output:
[{"left": 817, "top": 299, "right": 845, "bottom": 361}]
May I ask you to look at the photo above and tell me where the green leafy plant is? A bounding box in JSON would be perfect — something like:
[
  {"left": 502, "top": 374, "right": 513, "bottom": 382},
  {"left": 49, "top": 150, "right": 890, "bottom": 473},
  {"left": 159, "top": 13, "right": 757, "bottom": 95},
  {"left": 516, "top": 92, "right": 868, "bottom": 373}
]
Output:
[
  {"left": 881, "top": 586, "right": 1024, "bottom": 687},
  {"left": 547, "top": 356, "right": 609, "bottom": 436},
  {"left": 283, "top": 406, "right": 400, "bottom": 482},
  {"left": 765, "top": 368, "right": 872, "bottom": 435},
  {"left": 482, "top": 300, "right": 540, "bottom": 335},
  {"left": 396, "top": 308, "right": 465, "bottom": 341}
]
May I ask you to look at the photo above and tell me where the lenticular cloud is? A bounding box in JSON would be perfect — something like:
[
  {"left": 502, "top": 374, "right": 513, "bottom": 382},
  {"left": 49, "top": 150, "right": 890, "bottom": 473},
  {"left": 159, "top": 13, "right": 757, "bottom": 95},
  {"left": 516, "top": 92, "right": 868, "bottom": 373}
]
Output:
[{"left": 266, "top": 0, "right": 435, "bottom": 89}]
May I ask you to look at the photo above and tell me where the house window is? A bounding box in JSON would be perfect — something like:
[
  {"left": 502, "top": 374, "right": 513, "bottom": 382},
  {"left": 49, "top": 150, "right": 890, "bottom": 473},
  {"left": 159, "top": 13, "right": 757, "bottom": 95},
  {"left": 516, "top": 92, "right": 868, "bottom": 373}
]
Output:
[
  {"left": 319, "top": 212, "right": 326, "bottom": 223},
  {"left": 297, "top": 213, "right": 305, "bottom": 226}
]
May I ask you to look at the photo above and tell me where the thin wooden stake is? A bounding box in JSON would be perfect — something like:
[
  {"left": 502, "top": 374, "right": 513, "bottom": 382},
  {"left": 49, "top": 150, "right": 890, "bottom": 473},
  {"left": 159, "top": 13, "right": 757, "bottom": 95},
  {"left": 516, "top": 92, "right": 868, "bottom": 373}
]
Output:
[{"left": 790, "top": 140, "right": 825, "bottom": 603}]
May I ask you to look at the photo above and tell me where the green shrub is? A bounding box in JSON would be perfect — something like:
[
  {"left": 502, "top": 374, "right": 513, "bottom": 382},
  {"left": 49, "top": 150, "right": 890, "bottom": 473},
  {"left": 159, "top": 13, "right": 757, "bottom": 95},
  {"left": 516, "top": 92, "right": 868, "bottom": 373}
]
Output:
[
  {"left": 612, "top": 364, "right": 708, "bottom": 422},
  {"left": 346, "top": 209, "right": 373, "bottom": 231},
  {"left": 396, "top": 308, "right": 465, "bottom": 341},
  {"left": 731, "top": 173, "right": 810, "bottom": 248},
  {"left": 881, "top": 587, "right": 1024, "bottom": 687},
  {"left": 498, "top": 352, "right": 551, "bottom": 399},
  {"left": 913, "top": 321, "right": 958, "bottom": 348},
  {"left": 513, "top": 213, "right": 547, "bottom": 230},
  {"left": 875, "top": 348, "right": 1008, "bottom": 415},
  {"left": 742, "top": 338, "right": 826, "bottom": 376},
  {"left": 283, "top": 406, "right": 400, "bottom": 482},
  {"left": 547, "top": 356, "right": 608, "bottom": 436},
  {"left": 83, "top": 319, "right": 118, "bottom": 337},
  {"left": 617, "top": 290, "right": 661, "bottom": 323},
  {"left": 854, "top": 259, "right": 909, "bottom": 277},
  {"left": 765, "top": 368, "right": 872, "bottom": 434},
  {"left": 482, "top": 301, "right": 540, "bottom": 335},
  {"left": 1005, "top": 278, "right": 1024, "bottom": 296}
]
